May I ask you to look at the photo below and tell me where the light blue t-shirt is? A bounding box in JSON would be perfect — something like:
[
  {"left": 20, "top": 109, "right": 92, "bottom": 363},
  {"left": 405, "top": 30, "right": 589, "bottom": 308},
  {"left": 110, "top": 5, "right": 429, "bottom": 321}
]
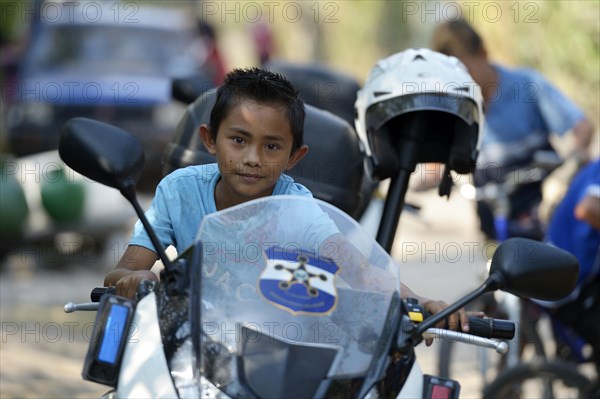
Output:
[
  {"left": 129, "top": 163, "right": 313, "bottom": 254},
  {"left": 478, "top": 64, "right": 585, "bottom": 167}
]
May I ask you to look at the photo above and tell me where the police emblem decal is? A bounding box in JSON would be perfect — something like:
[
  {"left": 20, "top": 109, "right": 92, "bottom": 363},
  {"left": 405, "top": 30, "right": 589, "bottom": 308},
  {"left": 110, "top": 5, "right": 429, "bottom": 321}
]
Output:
[{"left": 259, "top": 246, "right": 339, "bottom": 315}]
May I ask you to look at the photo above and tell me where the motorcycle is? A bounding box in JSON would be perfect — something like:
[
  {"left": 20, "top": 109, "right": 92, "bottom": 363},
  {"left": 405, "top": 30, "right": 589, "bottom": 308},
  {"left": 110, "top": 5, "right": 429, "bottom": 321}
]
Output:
[{"left": 60, "top": 117, "right": 579, "bottom": 398}]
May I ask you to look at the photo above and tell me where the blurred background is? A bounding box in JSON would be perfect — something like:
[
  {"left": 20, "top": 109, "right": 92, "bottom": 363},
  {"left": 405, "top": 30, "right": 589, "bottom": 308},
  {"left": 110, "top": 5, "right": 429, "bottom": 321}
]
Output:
[{"left": 1, "top": 0, "right": 598, "bottom": 397}]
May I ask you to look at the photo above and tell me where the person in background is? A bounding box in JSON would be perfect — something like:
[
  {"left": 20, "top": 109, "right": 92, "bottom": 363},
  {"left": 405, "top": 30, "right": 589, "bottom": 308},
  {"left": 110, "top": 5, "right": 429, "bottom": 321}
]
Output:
[
  {"left": 428, "top": 18, "right": 595, "bottom": 241},
  {"left": 251, "top": 19, "right": 274, "bottom": 66},
  {"left": 542, "top": 158, "right": 600, "bottom": 370},
  {"left": 196, "top": 20, "right": 226, "bottom": 85}
]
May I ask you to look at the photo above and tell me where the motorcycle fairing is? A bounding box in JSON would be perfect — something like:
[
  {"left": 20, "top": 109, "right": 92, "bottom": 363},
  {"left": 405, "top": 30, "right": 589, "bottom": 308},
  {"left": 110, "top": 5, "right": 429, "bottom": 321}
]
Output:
[
  {"left": 396, "top": 360, "right": 424, "bottom": 399},
  {"left": 191, "top": 196, "right": 403, "bottom": 397},
  {"left": 117, "top": 292, "right": 178, "bottom": 398}
]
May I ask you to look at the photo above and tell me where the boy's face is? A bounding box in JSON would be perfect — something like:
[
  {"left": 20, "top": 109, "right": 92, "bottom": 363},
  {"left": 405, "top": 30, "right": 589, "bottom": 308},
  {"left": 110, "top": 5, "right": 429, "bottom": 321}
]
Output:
[{"left": 200, "top": 100, "right": 307, "bottom": 209}]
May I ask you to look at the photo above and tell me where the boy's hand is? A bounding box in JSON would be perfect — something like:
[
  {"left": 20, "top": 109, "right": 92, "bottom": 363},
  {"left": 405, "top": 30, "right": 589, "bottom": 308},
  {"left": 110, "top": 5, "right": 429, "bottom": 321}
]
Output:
[
  {"left": 104, "top": 245, "right": 160, "bottom": 299},
  {"left": 419, "top": 298, "right": 480, "bottom": 346},
  {"left": 114, "top": 270, "right": 159, "bottom": 299}
]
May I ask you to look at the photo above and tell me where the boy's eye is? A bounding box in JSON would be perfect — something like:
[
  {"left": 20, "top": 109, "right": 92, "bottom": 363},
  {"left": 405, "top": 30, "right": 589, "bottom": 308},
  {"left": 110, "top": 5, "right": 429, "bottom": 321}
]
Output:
[
  {"left": 266, "top": 143, "right": 280, "bottom": 151},
  {"left": 232, "top": 137, "right": 245, "bottom": 144}
]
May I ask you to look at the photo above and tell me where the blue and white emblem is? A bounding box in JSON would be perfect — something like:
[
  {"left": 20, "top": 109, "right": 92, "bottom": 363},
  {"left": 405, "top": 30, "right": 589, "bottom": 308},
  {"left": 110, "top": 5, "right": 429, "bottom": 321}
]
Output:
[{"left": 259, "top": 246, "right": 339, "bottom": 315}]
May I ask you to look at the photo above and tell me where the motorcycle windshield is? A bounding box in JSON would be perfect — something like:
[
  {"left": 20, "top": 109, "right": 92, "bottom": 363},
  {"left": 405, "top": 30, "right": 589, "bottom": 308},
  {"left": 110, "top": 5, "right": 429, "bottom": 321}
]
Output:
[{"left": 192, "top": 196, "right": 401, "bottom": 395}]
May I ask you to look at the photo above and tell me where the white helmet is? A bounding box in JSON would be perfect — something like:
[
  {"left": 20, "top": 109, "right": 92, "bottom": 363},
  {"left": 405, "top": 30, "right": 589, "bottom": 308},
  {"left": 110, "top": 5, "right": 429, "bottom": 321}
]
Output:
[{"left": 355, "top": 48, "right": 484, "bottom": 179}]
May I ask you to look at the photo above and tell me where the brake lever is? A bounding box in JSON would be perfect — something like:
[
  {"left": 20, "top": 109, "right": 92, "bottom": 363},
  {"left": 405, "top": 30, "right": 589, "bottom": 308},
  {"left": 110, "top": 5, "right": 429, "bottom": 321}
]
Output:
[
  {"left": 64, "top": 302, "right": 100, "bottom": 313},
  {"left": 423, "top": 328, "right": 509, "bottom": 354}
]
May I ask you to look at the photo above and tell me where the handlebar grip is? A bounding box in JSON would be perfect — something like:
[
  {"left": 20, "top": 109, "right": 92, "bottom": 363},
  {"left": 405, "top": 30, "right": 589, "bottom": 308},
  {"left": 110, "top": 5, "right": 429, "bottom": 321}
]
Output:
[
  {"left": 90, "top": 287, "right": 115, "bottom": 302},
  {"left": 467, "top": 317, "right": 515, "bottom": 340}
]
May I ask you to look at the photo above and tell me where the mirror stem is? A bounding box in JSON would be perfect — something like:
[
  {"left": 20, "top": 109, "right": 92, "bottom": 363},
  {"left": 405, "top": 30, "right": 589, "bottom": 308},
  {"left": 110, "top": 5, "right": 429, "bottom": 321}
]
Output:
[
  {"left": 415, "top": 272, "right": 504, "bottom": 336},
  {"left": 120, "top": 184, "right": 175, "bottom": 273}
]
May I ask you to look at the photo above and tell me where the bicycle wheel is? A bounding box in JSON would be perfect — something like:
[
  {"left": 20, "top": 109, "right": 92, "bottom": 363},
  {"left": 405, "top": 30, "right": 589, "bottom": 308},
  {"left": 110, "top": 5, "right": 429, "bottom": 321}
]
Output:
[{"left": 482, "top": 359, "right": 592, "bottom": 399}]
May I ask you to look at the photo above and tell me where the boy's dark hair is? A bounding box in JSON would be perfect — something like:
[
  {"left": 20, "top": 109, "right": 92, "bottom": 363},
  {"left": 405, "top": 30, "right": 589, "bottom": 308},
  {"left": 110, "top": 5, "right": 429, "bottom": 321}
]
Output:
[
  {"left": 208, "top": 67, "right": 305, "bottom": 153},
  {"left": 432, "top": 18, "right": 485, "bottom": 57}
]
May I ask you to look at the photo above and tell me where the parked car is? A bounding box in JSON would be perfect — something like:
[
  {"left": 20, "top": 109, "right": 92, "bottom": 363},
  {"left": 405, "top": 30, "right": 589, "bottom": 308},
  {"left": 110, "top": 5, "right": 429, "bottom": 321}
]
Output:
[{"left": 4, "top": 1, "right": 215, "bottom": 191}]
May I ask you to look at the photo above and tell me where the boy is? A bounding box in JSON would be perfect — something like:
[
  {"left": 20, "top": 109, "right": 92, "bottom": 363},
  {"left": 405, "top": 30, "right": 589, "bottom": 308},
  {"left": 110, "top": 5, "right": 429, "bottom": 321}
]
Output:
[{"left": 105, "top": 67, "right": 471, "bottom": 332}]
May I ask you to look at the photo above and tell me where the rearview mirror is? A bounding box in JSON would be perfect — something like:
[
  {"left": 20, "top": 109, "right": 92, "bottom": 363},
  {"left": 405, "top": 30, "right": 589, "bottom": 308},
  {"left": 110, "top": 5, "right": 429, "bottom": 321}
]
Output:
[
  {"left": 59, "top": 117, "right": 177, "bottom": 277},
  {"left": 59, "top": 117, "right": 145, "bottom": 191},
  {"left": 416, "top": 237, "right": 580, "bottom": 335},
  {"left": 489, "top": 238, "right": 579, "bottom": 301}
]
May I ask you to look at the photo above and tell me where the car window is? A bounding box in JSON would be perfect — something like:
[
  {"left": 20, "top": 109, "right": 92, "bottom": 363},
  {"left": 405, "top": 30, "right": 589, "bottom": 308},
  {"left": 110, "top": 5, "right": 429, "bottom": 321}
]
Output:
[{"left": 23, "top": 25, "right": 197, "bottom": 76}]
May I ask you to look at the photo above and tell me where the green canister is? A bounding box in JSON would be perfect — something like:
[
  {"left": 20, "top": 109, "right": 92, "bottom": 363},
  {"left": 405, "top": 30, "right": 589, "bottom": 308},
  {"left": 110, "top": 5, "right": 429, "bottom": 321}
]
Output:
[{"left": 40, "top": 167, "right": 85, "bottom": 224}]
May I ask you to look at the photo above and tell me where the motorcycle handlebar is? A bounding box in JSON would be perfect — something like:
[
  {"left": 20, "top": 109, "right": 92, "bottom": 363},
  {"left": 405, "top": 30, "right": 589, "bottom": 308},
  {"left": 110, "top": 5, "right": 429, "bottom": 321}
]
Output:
[
  {"left": 466, "top": 316, "right": 515, "bottom": 340},
  {"left": 90, "top": 287, "right": 114, "bottom": 302},
  {"left": 90, "top": 279, "right": 156, "bottom": 302},
  {"left": 418, "top": 316, "right": 515, "bottom": 354},
  {"left": 420, "top": 304, "right": 516, "bottom": 340},
  {"left": 90, "top": 289, "right": 516, "bottom": 340}
]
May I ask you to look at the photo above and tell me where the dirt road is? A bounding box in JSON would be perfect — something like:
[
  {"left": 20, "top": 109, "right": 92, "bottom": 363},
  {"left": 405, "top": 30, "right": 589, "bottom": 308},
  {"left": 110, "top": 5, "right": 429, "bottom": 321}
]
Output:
[{"left": 1, "top": 268, "right": 111, "bottom": 398}]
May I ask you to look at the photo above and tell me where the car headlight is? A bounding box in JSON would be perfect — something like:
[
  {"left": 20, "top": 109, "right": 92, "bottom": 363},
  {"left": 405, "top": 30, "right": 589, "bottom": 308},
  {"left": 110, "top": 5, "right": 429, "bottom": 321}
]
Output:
[
  {"left": 153, "top": 101, "right": 187, "bottom": 129},
  {"left": 24, "top": 103, "right": 54, "bottom": 126}
]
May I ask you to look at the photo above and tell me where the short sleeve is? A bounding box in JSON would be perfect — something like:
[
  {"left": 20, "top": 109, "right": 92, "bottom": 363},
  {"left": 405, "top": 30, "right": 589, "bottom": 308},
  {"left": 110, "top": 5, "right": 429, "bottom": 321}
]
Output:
[
  {"left": 280, "top": 197, "right": 340, "bottom": 247},
  {"left": 533, "top": 72, "right": 586, "bottom": 136},
  {"left": 274, "top": 173, "right": 313, "bottom": 197},
  {"left": 129, "top": 180, "right": 176, "bottom": 252}
]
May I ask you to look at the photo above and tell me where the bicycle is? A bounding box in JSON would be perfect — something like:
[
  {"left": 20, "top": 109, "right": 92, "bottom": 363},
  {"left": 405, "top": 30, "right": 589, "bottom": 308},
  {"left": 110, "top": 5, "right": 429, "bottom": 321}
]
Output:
[
  {"left": 482, "top": 272, "right": 600, "bottom": 398},
  {"left": 437, "top": 152, "right": 562, "bottom": 390},
  {"left": 481, "top": 309, "right": 597, "bottom": 399},
  {"left": 482, "top": 357, "right": 593, "bottom": 398}
]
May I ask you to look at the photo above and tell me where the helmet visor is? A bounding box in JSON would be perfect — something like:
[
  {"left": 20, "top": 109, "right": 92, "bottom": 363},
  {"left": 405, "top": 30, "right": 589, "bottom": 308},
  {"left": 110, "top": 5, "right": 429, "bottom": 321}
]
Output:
[{"left": 365, "top": 93, "right": 480, "bottom": 132}]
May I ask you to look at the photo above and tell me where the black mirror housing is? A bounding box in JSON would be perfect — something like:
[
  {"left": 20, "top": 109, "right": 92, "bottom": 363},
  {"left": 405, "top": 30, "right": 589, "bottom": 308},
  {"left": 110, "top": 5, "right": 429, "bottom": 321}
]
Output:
[
  {"left": 59, "top": 117, "right": 145, "bottom": 191},
  {"left": 59, "top": 117, "right": 179, "bottom": 282},
  {"left": 489, "top": 238, "right": 579, "bottom": 301}
]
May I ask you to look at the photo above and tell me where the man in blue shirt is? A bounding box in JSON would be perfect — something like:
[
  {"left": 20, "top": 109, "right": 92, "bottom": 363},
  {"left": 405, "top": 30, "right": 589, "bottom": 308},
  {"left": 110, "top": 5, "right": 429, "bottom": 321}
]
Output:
[{"left": 430, "top": 18, "right": 594, "bottom": 240}]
